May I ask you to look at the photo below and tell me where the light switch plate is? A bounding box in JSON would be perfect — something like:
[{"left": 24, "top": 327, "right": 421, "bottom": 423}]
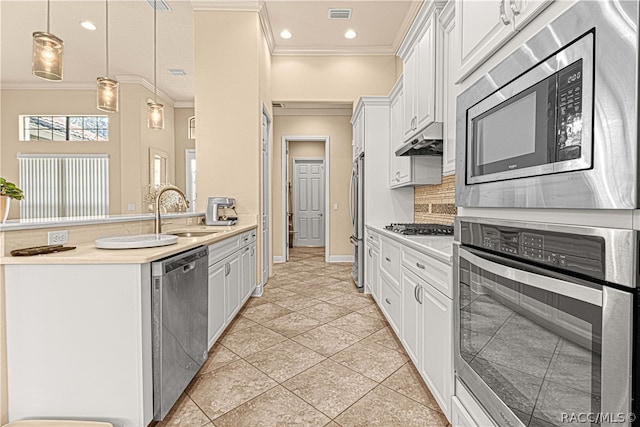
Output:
[
  {"left": 48, "top": 230, "right": 69, "bottom": 245},
  {"left": 128, "top": 203, "right": 136, "bottom": 211},
  {"left": 333, "top": 203, "right": 339, "bottom": 210}
]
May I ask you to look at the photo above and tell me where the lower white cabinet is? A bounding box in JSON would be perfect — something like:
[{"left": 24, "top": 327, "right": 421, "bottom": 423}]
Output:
[
  {"left": 365, "top": 238, "right": 380, "bottom": 302},
  {"left": 451, "top": 397, "right": 477, "bottom": 427},
  {"left": 401, "top": 269, "right": 423, "bottom": 368},
  {"left": 380, "top": 273, "right": 402, "bottom": 334},
  {"left": 207, "top": 229, "right": 258, "bottom": 349}
]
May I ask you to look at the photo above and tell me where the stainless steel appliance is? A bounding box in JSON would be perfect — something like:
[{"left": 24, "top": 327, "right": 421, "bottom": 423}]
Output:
[
  {"left": 455, "top": 1, "right": 638, "bottom": 209},
  {"left": 349, "top": 153, "right": 364, "bottom": 290},
  {"left": 395, "top": 124, "right": 444, "bottom": 157},
  {"left": 454, "top": 217, "right": 635, "bottom": 426},
  {"left": 205, "top": 197, "right": 237, "bottom": 225},
  {"left": 384, "top": 223, "right": 454, "bottom": 236},
  {"left": 152, "top": 246, "right": 209, "bottom": 420}
]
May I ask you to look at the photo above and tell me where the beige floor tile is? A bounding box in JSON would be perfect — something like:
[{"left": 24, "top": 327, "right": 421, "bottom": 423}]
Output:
[
  {"left": 245, "top": 340, "right": 326, "bottom": 382},
  {"left": 198, "top": 344, "right": 240, "bottom": 376},
  {"left": 283, "top": 359, "right": 377, "bottom": 418},
  {"left": 302, "top": 301, "right": 352, "bottom": 322},
  {"left": 329, "top": 312, "right": 386, "bottom": 338},
  {"left": 219, "top": 324, "right": 287, "bottom": 357},
  {"left": 356, "top": 304, "right": 388, "bottom": 322},
  {"left": 273, "top": 295, "right": 320, "bottom": 311},
  {"left": 382, "top": 362, "right": 442, "bottom": 412},
  {"left": 240, "top": 302, "right": 293, "bottom": 323},
  {"left": 331, "top": 340, "right": 408, "bottom": 382},
  {"left": 325, "top": 282, "right": 361, "bottom": 295},
  {"left": 334, "top": 385, "right": 448, "bottom": 427},
  {"left": 302, "top": 275, "right": 343, "bottom": 287},
  {"left": 292, "top": 324, "right": 361, "bottom": 356},
  {"left": 363, "top": 326, "right": 405, "bottom": 352},
  {"left": 214, "top": 386, "right": 330, "bottom": 427},
  {"left": 262, "top": 311, "right": 324, "bottom": 338},
  {"left": 297, "top": 287, "right": 346, "bottom": 302},
  {"left": 327, "top": 294, "right": 374, "bottom": 311},
  {"left": 261, "top": 287, "right": 299, "bottom": 302},
  {"left": 157, "top": 393, "right": 210, "bottom": 427},
  {"left": 187, "top": 359, "right": 277, "bottom": 420},
  {"left": 241, "top": 296, "right": 271, "bottom": 309},
  {"left": 223, "top": 315, "right": 258, "bottom": 336}
]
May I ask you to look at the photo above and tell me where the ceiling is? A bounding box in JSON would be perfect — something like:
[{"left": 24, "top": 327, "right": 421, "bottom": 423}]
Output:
[{"left": 0, "top": 0, "right": 421, "bottom": 104}]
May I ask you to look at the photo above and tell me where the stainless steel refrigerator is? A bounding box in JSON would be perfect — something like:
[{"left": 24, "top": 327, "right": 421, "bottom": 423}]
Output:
[{"left": 349, "top": 153, "right": 364, "bottom": 290}]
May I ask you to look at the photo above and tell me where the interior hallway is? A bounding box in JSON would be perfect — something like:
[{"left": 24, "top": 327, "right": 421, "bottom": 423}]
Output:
[{"left": 158, "top": 247, "right": 449, "bottom": 426}]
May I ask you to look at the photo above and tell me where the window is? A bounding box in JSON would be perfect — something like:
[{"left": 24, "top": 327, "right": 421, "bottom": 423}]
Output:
[
  {"left": 188, "top": 116, "right": 195, "bottom": 139},
  {"left": 20, "top": 115, "right": 109, "bottom": 141},
  {"left": 18, "top": 154, "right": 109, "bottom": 219}
]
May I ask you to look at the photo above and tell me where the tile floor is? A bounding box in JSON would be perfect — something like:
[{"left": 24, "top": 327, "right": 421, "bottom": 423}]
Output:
[{"left": 158, "top": 247, "right": 449, "bottom": 427}]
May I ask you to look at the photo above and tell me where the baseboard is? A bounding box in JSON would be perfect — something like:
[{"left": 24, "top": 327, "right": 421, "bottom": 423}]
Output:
[
  {"left": 273, "top": 256, "right": 285, "bottom": 263},
  {"left": 328, "top": 255, "right": 354, "bottom": 263}
]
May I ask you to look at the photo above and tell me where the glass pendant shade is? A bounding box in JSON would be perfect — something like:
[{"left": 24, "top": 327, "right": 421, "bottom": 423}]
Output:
[
  {"left": 97, "top": 77, "right": 119, "bottom": 113},
  {"left": 32, "top": 31, "right": 63, "bottom": 81},
  {"left": 148, "top": 102, "right": 164, "bottom": 130}
]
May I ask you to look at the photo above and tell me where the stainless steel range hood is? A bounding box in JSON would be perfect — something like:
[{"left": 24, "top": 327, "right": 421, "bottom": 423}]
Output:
[{"left": 395, "top": 122, "right": 443, "bottom": 156}]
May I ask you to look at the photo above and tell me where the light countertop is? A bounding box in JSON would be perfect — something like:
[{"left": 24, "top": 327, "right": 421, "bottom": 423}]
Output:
[
  {"left": 1, "top": 222, "right": 257, "bottom": 265},
  {"left": 365, "top": 223, "right": 454, "bottom": 264}
]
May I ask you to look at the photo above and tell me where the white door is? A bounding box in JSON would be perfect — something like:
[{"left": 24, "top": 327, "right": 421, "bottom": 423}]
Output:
[
  {"left": 293, "top": 159, "right": 325, "bottom": 247},
  {"left": 261, "top": 111, "right": 270, "bottom": 284}
]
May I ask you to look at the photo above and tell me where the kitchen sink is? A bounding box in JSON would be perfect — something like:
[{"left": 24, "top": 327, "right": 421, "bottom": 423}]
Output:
[
  {"left": 169, "top": 231, "right": 218, "bottom": 238},
  {"left": 95, "top": 234, "right": 179, "bottom": 249}
]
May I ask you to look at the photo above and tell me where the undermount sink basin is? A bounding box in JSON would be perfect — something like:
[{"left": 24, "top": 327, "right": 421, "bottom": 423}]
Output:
[
  {"left": 95, "top": 234, "right": 179, "bottom": 249},
  {"left": 169, "top": 231, "right": 218, "bottom": 238}
]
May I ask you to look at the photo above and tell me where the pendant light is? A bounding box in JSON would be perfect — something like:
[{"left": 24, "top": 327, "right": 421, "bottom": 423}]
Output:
[
  {"left": 32, "top": 0, "right": 64, "bottom": 81},
  {"left": 97, "top": 0, "right": 119, "bottom": 113},
  {"left": 147, "top": 0, "right": 164, "bottom": 130}
]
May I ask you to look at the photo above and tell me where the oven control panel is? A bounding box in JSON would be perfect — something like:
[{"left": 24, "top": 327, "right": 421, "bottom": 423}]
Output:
[{"left": 462, "top": 221, "right": 605, "bottom": 279}]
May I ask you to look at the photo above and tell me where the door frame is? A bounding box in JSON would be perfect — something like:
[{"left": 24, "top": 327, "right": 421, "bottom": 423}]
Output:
[
  {"left": 281, "top": 135, "right": 330, "bottom": 263},
  {"left": 185, "top": 149, "right": 196, "bottom": 212},
  {"left": 292, "top": 157, "right": 326, "bottom": 248},
  {"left": 260, "top": 104, "right": 272, "bottom": 292}
]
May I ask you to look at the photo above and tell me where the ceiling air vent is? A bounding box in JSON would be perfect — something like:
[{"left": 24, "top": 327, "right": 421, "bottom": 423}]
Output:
[
  {"left": 328, "top": 8, "right": 352, "bottom": 19},
  {"left": 146, "top": 0, "right": 171, "bottom": 11}
]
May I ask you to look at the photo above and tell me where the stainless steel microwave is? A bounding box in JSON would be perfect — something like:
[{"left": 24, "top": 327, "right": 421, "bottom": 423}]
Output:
[{"left": 455, "top": 1, "right": 638, "bottom": 209}]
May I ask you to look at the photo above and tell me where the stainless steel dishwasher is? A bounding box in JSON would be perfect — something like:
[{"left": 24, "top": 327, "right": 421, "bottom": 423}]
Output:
[{"left": 152, "top": 246, "right": 208, "bottom": 420}]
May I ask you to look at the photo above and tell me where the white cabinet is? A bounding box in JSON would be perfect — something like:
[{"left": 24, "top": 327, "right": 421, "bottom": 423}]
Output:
[
  {"left": 380, "top": 236, "right": 401, "bottom": 288},
  {"left": 401, "top": 269, "right": 423, "bottom": 368},
  {"left": 380, "top": 273, "right": 402, "bottom": 334},
  {"left": 441, "top": 1, "right": 458, "bottom": 176},
  {"left": 399, "top": 3, "right": 444, "bottom": 142},
  {"left": 225, "top": 254, "right": 241, "bottom": 322},
  {"left": 365, "top": 240, "right": 380, "bottom": 302},
  {"left": 456, "top": 0, "right": 553, "bottom": 82},
  {"left": 422, "top": 279, "right": 453, "bottom": 417},
  {"left": 208, "top": 260, "right": 227, "bottom": 347},
  {"left": 352, "top": 109, "right": 364, "bottom": 159},
  {"left": 451, "top": 397, "right": 477, "bottom": 427}
]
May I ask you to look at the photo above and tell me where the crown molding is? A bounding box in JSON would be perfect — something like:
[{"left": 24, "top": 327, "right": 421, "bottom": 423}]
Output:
[
  {"left": 259, "top": 3, "right": 275, "bottom": 54},
  {"left": 272, "top": 46, "right": 397, "bottom": 56},
  {"left": 0, "top": 82, "right": 96, "bottom": 91},
  {"left": 190, "top": 1, "right": 262, "bottom": 11},
  {"left": 115, "top": 74, "right": 175, "bottom": 107},
  {"left": 174, "top": 101, "right": 195, "bottom": 108}
]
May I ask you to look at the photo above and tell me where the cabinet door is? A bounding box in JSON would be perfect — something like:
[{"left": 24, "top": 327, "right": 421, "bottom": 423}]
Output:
[
  {"left": 365, "top": 242, "right": 374, "bottom": 295},
  {"left": 240, "top": 246, "right": 251, "bottom": 303},
  {"left": 225, "top": 254, "right": 241, "bottom": 323},
  {"left": 250, "top": 243, "right": 257, "bottom": 292},
  {"left": 208, "top": 261, "right": 226, "bottom": 349},
  {"left": 422, "top": 283, "right": 453, "bottom": 418},
  {"left": 401, "top": 269, "right": 423, "bottom": 369},
  {"left": 456, "top": 0, "right": 514, "bottom": 82},
  {"left": 390, "top": 88, "right": 412, "bottom": 187},
  {"left": 415, "top": 16, "right": 437, "bottom": 131},
  {"left": 512, "top": 0, "right": 553, "bottom": 30},
  {"left": 442, "top": 5, "right": 458, "bottom": 176},
  {"left": 352, "top": 112, "right": 365, "bottom": 159},
  {"left": 451, "top": 397, "right": 477, "bottom": 427},
  {"left": 403, "top": 48, "right": 417, "bottom": 139},
  {"left": 371, "top": 246, "right": 380, "bottom": 302}
]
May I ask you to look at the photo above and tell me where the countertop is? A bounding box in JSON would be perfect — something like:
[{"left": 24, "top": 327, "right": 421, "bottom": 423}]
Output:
[
  {"left": 0, "top": 222, "right": 257, "bottom": 265},
  {"left": 365, "top": 223, "right": 454, "bottom": 264}
]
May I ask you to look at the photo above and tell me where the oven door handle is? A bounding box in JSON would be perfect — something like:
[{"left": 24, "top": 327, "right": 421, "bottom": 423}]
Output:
[{"left": 458, "top": 247, "right": 602, "bottom": 307}]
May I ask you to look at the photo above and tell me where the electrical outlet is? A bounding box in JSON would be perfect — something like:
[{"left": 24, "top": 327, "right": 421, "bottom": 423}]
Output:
[
  {"left": 333, "top": 203, "right": 339, "bottom": 211},
  {"left": 48, "top": 230, "right": 69, "bottom": 245}
]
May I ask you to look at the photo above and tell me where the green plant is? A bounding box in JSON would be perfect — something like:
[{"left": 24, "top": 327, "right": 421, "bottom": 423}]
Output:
[{"left": 0, "top": 178, "right": 24, "bottom": 200}]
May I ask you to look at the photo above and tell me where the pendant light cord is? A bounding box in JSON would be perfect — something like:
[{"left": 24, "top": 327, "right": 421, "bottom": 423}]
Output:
[
  {"left": 105, "top": 0, "right": 109, "bottom": 77},
  {"left": 46, "top": 0, "right": 50, "bottom": 33},
  {"left": 153, "top": 0, "right": 157, "bottom": 103}
]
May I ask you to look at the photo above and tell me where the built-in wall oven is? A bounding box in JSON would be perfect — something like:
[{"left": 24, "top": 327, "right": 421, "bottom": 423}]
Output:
[
  {"left": 455, "top": 0, "right": 638, "bottom": 209},
  {"left": 454, "top": 217, "right": 636, "bottom": 427}
]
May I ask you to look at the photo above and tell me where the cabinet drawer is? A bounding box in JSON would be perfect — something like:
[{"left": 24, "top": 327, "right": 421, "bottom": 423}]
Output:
[
  {"left": 380, "top": 237, "right": 401, "bottom": 286},
  {"left": 366, "top": 230, "right": 380, "bottom": 248},
  {"left": 240, "top": 229, "right": 257, "bottom": 246},
  {"left": 402, "top": 246, "right": 452, "bottom": 298},
  {"left": 380, "top": 274, "right": 401, "bottom": 333},
  {"left": 208, "top": 235, "right": 241, "bottom": 265}
]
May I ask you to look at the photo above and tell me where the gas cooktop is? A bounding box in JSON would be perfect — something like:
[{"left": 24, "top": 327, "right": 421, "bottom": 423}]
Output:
[{"left": 384, "top": 223, "right": 454, "bottom": 236}]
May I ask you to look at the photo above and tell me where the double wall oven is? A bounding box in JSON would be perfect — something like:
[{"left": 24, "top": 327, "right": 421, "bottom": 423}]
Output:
[{"left": 454, "top": 218, "right": 636, "bottom": 427}]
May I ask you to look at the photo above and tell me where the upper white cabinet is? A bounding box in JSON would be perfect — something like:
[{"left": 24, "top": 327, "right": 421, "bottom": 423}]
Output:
[
  {"left": 456, "top": 0, "right": 553, "bottom": 82},
  {"left": 352, "top": 110, "right": 364, "bottom": 160},
  {"left": 441, "top": 1, "right": 458, "bottom": 176},
  {"left": 398, "top": 1, "right": 446, "bottom": 143}
]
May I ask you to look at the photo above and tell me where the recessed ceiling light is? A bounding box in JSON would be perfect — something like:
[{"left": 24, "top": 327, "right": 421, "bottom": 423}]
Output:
[
  {"left": 280, "top": 30, "right": 293, "bottom": 39},
  {"left": 345, "top": 30, "right": 357, "bottom": 39},
  {"left": 80, "top": 21, "right": 96, "bottom": 31}
]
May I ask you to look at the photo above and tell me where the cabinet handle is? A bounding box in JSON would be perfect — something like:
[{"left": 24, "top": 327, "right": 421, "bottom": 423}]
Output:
[
  {"left": 416, "top": 262, "right": 426, "bottom": 270},
  {"left": 225, "top": 263, "right": 230, "bottom": 276},
  {"left": 368, "top": 248, "right": 372, "bottom": 257},
  {"left": 509, "top": 0, "right": 521, "bottom": 15},
  {"left": 385, "top": 298, "right": 392, "bottom": 305},
  {"left": 385, "top": 256, "right": 391, "bottom": 262},
  {"left": 395, "top": 171, "right": 401, "bottom": 181},
  {"left": 414, "top": 285, "right": 419, "bottom": 302},
  {"left": 251, "top": 248, "right": 254, "bottom": 256},
  {"left": 499, "top": 0, "right": 511, "bottom": 25},
  {"left": 417, "top": 286, "right": 423, "bottom": 305}
]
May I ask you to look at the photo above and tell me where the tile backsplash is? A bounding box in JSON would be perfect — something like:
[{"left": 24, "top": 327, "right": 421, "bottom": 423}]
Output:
[{"left": 414, "top": 175, "right": 456, "bottom": 225}]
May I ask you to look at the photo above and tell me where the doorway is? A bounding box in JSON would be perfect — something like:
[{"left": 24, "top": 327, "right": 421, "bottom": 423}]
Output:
[
  {"left": 185, "top": 149, "right": 196, "bottom": 212},
  {"left": 261, "top": 108, "right": 271, "bottom": 290},
  {"left": 281, "top": 136, "right": 330, "bottom": 263},
  {"left": 292, "top": 158, "right": 325, "bottom": 247}
]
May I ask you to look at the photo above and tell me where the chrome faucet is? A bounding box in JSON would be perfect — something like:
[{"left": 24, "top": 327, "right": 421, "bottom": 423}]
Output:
[{"left": 155, "top": 185, "right": 190, "bottom": 234}]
